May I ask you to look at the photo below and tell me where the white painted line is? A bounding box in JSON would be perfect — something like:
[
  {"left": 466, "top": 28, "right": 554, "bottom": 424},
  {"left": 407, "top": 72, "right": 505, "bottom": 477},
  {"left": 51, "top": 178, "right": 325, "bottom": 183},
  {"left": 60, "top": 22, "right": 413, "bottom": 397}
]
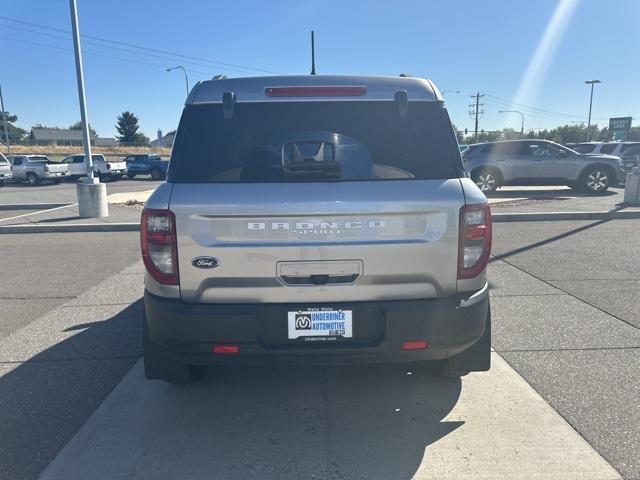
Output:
[
  {"left": 38, "top": 354, "right": 620, "bottom": 480},
  {"left": 0, "top": 203, "right": 78, "bottom": 223}
]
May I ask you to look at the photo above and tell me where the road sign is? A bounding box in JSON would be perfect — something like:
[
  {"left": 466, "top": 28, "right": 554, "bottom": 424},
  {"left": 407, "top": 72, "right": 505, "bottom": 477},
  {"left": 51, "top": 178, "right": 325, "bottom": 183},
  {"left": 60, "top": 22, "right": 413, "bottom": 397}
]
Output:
[{"left": 609, "top": 117, "right": 632, "bottom": 140}]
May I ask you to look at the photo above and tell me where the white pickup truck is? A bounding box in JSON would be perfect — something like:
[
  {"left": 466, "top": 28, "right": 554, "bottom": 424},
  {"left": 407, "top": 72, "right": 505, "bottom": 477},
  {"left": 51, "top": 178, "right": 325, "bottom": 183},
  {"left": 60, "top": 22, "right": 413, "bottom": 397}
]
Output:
[
  {"left": 8, "top": 155, "right": 68, "bottom": 185},
  {"left": 61, "top": 154, "right": 127, "bottom": 181}
]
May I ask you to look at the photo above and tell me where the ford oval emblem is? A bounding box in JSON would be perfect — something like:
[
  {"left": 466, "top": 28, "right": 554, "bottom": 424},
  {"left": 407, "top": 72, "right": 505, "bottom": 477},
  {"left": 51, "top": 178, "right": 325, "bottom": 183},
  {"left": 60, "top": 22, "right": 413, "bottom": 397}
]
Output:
[{"left": 191, "top": 256, "right": 220, "bottom": 269}]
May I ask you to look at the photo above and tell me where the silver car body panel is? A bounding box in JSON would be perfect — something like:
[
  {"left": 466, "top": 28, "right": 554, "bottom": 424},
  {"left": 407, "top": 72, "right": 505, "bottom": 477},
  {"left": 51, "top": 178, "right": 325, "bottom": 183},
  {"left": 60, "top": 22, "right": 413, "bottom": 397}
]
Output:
[
  {"left": 169, "top": 179, "right": 466, "bottom": 304},
  {"left": 188, "top": 75, "right": 439, "bottom": 105}
]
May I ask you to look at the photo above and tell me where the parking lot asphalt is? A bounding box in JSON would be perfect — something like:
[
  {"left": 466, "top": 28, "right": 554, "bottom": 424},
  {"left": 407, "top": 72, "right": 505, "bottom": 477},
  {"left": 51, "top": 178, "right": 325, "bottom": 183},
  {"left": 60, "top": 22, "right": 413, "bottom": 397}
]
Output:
[
  {"left": 0, "top": 232, "right": 142, "bottom": 480},
  {"left": 491, "top": 220, "right": 640, "bottom": 480},
  {"left": 1, "top": 221, "right": 638, "bottom": 479},
  {"left": 0, "top": 177, "right": 162, "bottom": 205}
]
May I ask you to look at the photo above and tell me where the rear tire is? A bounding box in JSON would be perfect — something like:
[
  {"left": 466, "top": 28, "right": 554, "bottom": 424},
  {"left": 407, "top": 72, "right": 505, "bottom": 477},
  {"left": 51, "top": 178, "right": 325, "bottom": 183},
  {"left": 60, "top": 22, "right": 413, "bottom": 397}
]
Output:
[
  {"left": 26, "top": 172, "right": 40, "bottom": 186},
  {"left": 580, "top": 166, "right": 612, "bottom": 194},
  {"left": 471, "top": 169, "right": 500, "bottom": 193},
  {"left": 143, "top": 311, "right": 207, "bottom": 385},
  {"left": 150, "top": 168, "right": 162, "bottom": 180}
]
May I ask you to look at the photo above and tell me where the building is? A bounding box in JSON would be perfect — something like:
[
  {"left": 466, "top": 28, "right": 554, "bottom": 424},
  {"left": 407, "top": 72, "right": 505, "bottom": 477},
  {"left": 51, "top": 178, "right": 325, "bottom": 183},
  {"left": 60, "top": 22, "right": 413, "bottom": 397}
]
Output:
[
  {"left": 30, "top": 128, "right": 89, "bottom": 146},
  {"left": 150, "top": 129, "right": 176, "bottom": 148},
  {"left": 29, "top": 128, "right": 117, "bottom": 147}
]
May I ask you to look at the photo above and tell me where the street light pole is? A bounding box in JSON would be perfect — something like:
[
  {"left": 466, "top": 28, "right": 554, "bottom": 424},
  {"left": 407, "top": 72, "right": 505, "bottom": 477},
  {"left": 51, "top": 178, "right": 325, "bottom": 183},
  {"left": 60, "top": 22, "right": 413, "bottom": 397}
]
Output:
[
  {"left": 499, "top": 110, "right": 525, "bottom": 134},
  {"left": 167, "top": 66, "right": 189, "bottom": 97},
  {"left": 69, "top": 0, "right": 108, "bottom": 217},
  {"left": 0, "top": 84, "right": 10, "bottom": 154},
  {"left": 585, "top": 80, "right": 601, "bottom": 141},
  {"left": 441, "top": 90, "right": 461, "bottom": 96}
]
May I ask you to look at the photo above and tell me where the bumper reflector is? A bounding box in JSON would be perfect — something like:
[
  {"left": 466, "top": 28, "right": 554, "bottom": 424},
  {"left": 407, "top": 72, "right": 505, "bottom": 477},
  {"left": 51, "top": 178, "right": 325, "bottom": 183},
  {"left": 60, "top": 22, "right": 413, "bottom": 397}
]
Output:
[
  {"left": 213, "top": 345, "right": 239, "bottom": 354},
  {"left": 402, "top": 340, "right": 428, "bottom": 350}
]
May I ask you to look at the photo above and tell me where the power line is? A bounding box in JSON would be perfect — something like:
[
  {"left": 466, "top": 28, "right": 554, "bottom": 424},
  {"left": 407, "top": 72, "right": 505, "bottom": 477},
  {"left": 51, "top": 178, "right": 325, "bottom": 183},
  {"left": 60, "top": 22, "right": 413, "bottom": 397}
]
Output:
[
  {"left": 484, "top": 93, "right": 608, "bottom": 122},
  {"left": 0, "top": 23, "right": 261, "bottom": 76},
  {"left": 0, "top": 15, "right": 277, "bottom": 75},
  {"left": 0, "top": 34, "right": 216, "bottom": 76}
]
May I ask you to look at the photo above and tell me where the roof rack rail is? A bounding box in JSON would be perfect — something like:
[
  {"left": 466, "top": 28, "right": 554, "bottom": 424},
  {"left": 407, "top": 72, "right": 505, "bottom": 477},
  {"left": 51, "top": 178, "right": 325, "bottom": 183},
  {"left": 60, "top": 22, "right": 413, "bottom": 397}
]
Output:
[
  {"left": 211, "top": 75, "right": 227, "bottom": 80},
  {"left": 399, "top": 73, "right": 413, "bottom": 77}
]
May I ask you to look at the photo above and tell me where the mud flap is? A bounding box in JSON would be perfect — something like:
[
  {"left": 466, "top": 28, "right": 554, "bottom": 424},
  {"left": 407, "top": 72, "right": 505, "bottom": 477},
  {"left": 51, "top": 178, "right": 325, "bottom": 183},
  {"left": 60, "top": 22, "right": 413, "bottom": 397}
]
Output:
[{"left": 449, "top": 303, "right": 491, "bottom": 372}]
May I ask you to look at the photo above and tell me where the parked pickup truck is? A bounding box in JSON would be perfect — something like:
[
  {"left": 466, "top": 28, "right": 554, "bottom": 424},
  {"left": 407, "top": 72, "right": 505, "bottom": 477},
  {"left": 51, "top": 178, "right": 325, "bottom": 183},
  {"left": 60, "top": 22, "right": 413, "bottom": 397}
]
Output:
[
  {"left": 8, "top": 155, "right": 68, "bottom": 185},
  {"left": 124, "top": 154, "right": 169, "bottom": 180},
  {"left": 61, "top": 154, "right": 127, "bottom": 181},
  {"left": 0, "top": 152, "right": 12, "bottom": 186}
]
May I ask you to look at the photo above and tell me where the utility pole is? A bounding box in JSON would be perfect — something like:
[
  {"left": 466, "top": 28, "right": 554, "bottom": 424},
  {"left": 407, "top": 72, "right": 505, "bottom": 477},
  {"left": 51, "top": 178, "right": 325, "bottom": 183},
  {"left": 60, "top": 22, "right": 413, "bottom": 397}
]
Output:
[
  {"left": 585, "top": 80, "right": 601, "bottom": 141},
  {"left": 310, "top": 30, "right": 316, "bottom": 75},
  {"left": 69, "top": 0, "right": 108, "bottom": 217},
  {"left": 469, "top": 92, "right": 484, "bottom": 142},
  {"left": 0, "top": 84, "right": 10, "bottom": 154}
]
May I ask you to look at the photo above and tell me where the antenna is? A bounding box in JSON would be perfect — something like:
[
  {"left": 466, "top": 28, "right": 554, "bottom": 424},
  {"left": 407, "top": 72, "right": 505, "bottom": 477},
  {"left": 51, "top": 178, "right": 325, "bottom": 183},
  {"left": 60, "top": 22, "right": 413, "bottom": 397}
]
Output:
[{"left": 310, "top": 30, "right": 316, "bottom": 75}]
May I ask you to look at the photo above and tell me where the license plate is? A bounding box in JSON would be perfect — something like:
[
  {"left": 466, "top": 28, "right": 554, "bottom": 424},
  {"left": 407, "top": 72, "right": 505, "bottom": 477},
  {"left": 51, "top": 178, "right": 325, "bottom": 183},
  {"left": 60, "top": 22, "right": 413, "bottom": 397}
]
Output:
[{"left": 287, "top": 308, "right": 353, "bottom": 340}]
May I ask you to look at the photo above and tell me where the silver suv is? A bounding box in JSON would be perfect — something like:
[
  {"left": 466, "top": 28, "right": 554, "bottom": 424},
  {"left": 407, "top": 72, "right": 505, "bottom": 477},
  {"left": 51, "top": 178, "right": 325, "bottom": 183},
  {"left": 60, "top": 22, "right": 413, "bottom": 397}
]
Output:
[
  {"left": 463, "top": 139, "right": 623, "bottom": 193},
  {"left": 141, "top": 75, "right": 492, "bottom": 384}
]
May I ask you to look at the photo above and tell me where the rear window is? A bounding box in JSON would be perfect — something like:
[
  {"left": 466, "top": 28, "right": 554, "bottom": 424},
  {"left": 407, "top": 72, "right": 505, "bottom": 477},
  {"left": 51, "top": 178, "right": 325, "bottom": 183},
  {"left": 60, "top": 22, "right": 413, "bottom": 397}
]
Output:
[
  {"left": 28, "top": 156, "right": 49, "bottom": 162},
  {"left": 169, "top": 101, "right": 458, "bottom": 182},
  {"left": 621, "top": 143, "right": 640, "bottom": 154},
  {"left": 599, "top": 144, "right": 618, "bottom": 154},
  {"left": 481, "top": 142, "right": 523, "bottom": 155},
  {"left": 572, "top": 144, "right": 597, "bottom": 154}
]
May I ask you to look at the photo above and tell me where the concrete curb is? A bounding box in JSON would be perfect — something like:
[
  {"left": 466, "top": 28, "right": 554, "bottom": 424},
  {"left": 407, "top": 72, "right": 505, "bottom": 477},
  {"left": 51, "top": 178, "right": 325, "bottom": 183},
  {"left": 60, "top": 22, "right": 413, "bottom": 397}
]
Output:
[
  {"left": 0, "top": 203, "right": 73, "bottom": 211},
  {"left": 492, "top": 210, "right": 640, "bottom": 222},
  {"left": 0, "top": 223, "right": 139, "bottom": 234},
  {"left": 2, "top": 209, "right": 640, "bottom": 233}
]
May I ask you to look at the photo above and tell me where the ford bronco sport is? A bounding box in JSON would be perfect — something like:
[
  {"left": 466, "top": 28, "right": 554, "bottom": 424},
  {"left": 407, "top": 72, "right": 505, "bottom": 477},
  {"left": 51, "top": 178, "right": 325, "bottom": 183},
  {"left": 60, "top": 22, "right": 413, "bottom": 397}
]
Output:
[{"left": 141, "top": 75, "right": 492, "bottom": 384}]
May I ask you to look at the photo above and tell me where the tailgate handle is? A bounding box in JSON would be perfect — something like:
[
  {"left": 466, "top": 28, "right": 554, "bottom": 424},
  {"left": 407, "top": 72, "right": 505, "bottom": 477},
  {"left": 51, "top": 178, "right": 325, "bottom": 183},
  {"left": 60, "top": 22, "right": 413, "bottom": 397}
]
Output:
[
  {"left": 277, "top": 260, "right": 362, "bottom": 286},
  {"left": 280, "top": 273, "right": 359, "bottom": 286}
]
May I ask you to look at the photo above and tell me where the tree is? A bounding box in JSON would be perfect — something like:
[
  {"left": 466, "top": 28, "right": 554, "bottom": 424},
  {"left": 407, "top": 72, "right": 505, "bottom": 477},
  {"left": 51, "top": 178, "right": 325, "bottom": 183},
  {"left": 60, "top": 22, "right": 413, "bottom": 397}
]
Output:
[
  {"left": 69, "top": 121, "right": 97, "bottom": 137},
  {"left": 133, "top": 132, "right": 150, "bottom": 146},
  {"left": 0, "top": 111, "right": 27, "bottom": 143},
  {"left": 115, "top": 111, "right": 143, "bottom": 144}
]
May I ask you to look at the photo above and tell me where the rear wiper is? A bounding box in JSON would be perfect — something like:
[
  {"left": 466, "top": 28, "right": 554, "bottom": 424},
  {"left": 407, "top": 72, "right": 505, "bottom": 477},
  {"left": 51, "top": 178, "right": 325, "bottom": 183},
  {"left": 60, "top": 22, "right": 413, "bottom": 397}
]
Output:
[{"left": 276, "top": 161, "right": 342, "bottom": 179}]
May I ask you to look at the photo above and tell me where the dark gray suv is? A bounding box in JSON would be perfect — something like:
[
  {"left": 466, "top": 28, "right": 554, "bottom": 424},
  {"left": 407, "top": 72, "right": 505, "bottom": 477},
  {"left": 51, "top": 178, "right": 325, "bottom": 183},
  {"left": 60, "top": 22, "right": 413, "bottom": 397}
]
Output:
[{"left": 462, "top": 139, "right": 623, "bottom": 193}]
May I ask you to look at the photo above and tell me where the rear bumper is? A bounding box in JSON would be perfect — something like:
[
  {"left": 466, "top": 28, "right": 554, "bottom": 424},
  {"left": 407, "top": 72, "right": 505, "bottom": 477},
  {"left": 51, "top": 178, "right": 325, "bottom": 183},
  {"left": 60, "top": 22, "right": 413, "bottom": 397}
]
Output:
[{"left": 144, "top": 284, "right": 490, "bottom": 366}]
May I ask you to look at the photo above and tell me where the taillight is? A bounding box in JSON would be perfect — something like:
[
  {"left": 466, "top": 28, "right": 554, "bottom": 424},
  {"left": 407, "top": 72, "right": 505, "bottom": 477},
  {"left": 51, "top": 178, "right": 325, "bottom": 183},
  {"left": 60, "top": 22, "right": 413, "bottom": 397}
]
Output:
[
  {"left": 458, "top": 204, "right": 492, "bottom": 279},
  {"left": 265, "top": 86, "right": 366, "bottom": 97},
  {"left": 140, "top": 209, "right": 179, "bottom": 285}
]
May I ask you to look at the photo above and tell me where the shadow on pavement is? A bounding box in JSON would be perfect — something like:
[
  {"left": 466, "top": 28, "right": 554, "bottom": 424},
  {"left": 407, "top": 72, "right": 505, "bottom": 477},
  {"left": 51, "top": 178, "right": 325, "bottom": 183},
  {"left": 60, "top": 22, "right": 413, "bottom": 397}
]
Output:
[
  {"left": 0, "top": 301, "right": 142, "bottom": 480},
  {"left": 0, "top": 298, "right": 463, "bottom": 480},
  {"left": 491, "top": 217, "right": 612, "bottom": 263}
]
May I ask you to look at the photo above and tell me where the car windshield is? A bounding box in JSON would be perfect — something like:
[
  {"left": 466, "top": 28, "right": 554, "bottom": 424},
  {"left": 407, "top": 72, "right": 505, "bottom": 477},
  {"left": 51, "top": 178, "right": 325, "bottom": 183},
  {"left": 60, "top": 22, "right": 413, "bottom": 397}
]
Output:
[{"left": 170, "top": 101, "right": 458, "bottom": 182}]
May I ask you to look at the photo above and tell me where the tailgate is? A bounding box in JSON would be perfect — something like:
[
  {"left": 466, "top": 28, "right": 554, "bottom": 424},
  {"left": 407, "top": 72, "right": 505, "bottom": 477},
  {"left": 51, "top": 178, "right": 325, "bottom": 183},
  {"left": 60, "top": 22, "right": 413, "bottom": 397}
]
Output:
[
  {"left": 46, "top": 163, "right": 68, "bottom": 173},
  {"left": 171, "top": 180, "right": 464, "bottom": 303},
  {"left": 108, "top": 161, "right": 127, "bottom": 170}
]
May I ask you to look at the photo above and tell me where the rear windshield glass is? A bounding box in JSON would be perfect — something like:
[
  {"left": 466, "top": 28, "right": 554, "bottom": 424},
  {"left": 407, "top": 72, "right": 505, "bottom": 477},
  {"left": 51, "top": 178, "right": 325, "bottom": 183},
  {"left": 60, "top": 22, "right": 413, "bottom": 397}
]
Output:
[
  {"left": 572, "top": 144, "right": 597, "bottom": 153},
  {"left": 599, "top": 144, "right": 618, "bottom": 154},
  {"left": 169, "top": 101, "right": 458, "bottom": 182}
]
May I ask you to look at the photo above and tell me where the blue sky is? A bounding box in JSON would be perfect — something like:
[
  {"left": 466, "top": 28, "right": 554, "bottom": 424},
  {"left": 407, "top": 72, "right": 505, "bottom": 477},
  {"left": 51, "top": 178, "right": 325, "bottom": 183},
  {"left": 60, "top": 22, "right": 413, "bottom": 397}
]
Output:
[{"left": 3, "top": 0, "right": 639, "bottom": 139}]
